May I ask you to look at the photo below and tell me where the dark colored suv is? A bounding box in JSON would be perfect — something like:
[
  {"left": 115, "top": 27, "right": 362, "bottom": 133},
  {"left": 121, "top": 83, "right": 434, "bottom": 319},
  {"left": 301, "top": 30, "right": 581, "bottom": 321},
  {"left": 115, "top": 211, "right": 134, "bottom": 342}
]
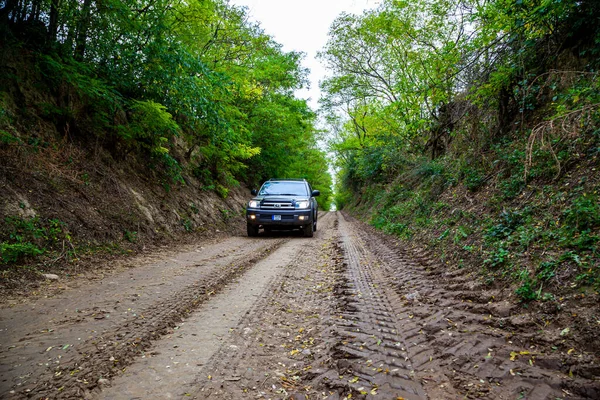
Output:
[{"left": 246, "top": 179, "right": 320, "bottom": 237}]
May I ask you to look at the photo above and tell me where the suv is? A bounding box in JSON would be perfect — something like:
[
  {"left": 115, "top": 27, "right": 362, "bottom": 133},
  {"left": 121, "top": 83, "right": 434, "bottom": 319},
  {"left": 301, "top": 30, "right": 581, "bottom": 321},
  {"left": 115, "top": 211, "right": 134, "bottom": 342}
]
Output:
[{"left": 246, "top": 179, "right": 320, "bottom": 237}]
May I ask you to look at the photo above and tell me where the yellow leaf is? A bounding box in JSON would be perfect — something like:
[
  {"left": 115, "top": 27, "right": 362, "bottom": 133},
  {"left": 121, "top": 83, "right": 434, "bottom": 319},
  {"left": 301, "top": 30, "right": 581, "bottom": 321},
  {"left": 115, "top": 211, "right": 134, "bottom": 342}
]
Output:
[
  {"left": 349, "top": 376, "right": 359, "bottom": 383},
  {"left": 290, "top": 349, "right": 300, "bottom": 356},
  {"left": 567, "top": 348, "right": 575, "bottom": 354}
]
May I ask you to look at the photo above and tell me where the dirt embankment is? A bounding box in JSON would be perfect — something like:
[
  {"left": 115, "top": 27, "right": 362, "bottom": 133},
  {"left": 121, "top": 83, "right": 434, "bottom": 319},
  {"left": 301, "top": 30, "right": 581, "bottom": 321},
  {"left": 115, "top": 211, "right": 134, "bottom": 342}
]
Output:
[
  {"left": 0, "top": 129, "right": 249, "bottom": 299},
  {"left": 3, "top": 211, "right": 596, "bottom": 399},
  {"left": 1, "top": 46, "right": 252, "bottom": 299}
]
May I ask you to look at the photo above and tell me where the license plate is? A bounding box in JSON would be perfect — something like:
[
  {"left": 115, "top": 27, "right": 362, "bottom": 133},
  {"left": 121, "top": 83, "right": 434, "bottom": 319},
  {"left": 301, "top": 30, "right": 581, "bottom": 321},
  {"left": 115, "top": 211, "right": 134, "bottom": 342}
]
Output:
[{"left": 272, "top": 215, "right": 281, "bottom": 221}]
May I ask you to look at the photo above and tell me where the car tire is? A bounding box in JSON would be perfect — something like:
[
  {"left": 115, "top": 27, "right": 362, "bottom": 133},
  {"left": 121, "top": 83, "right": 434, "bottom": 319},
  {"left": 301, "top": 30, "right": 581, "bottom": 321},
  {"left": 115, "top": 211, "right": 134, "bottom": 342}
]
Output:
[
  {"left": 313, "top": 221, "right": 317, "bottom": 232},
  {"left": 303, "top": 223, "right": 314, "bottom": 238},
  {"left": 247, "top": 223, "right": 259, "bottom": 237}
]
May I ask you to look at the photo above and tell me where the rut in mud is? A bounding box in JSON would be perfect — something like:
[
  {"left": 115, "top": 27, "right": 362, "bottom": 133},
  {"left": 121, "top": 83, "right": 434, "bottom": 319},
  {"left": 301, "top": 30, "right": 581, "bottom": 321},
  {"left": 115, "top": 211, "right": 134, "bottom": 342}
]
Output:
[{"left": 0, "top": 212, "right": 598, "bottom": 399}]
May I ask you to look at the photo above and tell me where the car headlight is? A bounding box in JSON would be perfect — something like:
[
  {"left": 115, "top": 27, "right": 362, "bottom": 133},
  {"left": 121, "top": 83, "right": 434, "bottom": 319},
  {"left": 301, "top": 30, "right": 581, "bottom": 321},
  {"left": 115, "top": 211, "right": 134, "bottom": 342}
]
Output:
[
  {"left": 295, "top": 201, "right": 310, "bottom": 209},
  {"left": 248, "top": 200, "right": 260, "bottom": 208}
]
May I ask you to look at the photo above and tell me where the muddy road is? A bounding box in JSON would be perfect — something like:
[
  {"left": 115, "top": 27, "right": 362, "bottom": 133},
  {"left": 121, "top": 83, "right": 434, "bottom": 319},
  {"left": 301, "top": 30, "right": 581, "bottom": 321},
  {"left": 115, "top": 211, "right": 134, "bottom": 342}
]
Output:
[{"left": 1, "top": 212, "right": 598, "bottom": 399}]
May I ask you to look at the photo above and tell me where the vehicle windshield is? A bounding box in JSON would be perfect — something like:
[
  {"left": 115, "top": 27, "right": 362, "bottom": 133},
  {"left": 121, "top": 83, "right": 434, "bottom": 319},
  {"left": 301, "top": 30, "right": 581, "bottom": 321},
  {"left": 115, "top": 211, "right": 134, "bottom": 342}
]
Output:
[{"left": 259, "top": 181, "right": 308, "bottom": 196}]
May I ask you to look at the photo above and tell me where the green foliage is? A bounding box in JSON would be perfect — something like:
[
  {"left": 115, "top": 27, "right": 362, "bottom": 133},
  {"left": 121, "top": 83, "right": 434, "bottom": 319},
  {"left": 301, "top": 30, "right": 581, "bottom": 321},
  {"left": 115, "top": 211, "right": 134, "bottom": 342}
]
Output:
[
  {"left": 4, "top": 0, "right": 333, "bottom": 200},
  {"left": 215, "top": 184, "right": 229, "bottom": 199},
  {"left": 515, "top": 271, "right": 540, "bottom": 302},
  {"left": 220, "top": 208, "right": 234, "bottom": 222},
  {"left": 0, "top": 216, "right": 73, "bottom": 266},
  {"left": 123, "top": 230, "right": 138, "bottom": 243},
  {"left": 0, "top": 242, "right": 45, "bottom": 264},
  {"left": 562, "top": 194, "right": 600, "bottom": 233},
  {"left": 118, "top": 100, "right": 179, "bottom": 156},
  {"left": 484, "top": 246, "right": 511, "bottom": 269},
  {"left": 181, "top": 219, "right": 193, "bottom": 232},
  {"left": 323, "top": 0, "right": 600, "bottom": 300},
  {"left": 0, "top": 130, "right": 20, "bottom": 145},
  {"left": 485, "top": 210, "right": 528, "bottom": 241},
  {"left": 537, "top": 260, "right": 557, "bottom": 282},
  {"left": 40, "top": 54, "right": 123, "bottom": 130},
  {"left": 462, "top": 167, "right": 486, "bottom": 192}
]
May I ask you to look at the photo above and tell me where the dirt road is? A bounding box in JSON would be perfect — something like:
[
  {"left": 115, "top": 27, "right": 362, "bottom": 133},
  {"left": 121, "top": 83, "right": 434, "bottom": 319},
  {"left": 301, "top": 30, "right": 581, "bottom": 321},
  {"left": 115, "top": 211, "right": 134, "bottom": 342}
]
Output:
[{"left": 1, "top": 212, "right": 598, "bottom": 399}]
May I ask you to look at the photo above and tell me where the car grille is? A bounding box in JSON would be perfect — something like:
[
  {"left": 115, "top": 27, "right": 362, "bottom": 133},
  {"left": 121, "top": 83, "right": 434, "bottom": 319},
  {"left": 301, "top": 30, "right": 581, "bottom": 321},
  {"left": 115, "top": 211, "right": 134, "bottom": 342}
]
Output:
[
  {"left": 261, "top": 201, "right": 294, "bottom": 210},
  {"left": 259, "top": 215, "right": 295, "bottom": 221}
]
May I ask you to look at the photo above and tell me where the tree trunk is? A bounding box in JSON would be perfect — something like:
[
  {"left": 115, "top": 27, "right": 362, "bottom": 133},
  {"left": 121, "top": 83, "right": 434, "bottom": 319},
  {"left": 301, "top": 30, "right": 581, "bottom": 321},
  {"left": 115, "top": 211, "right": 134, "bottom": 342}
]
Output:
[
  {"left": 48, "top": 0, "right": 60, "bottom": 42},
  {"left": 74, "top": 0, "right": 92, "bottom": 60},
  {"left": 18, "top": 0, "right": 27, "bottom": 24},
  {"left": 30, "top": 0, "right": 41, "bottom": 22}
]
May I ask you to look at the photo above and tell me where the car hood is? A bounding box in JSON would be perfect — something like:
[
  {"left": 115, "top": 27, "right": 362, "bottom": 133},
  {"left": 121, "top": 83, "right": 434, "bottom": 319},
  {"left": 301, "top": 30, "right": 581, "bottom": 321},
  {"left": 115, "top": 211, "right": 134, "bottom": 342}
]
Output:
[{"left": 252, "top": 195, "right": 310, "bottom": 202}]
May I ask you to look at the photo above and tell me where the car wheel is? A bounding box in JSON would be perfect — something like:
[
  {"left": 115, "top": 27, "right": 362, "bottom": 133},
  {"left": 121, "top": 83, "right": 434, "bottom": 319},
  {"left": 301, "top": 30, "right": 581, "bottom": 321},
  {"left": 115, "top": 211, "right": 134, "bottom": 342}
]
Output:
[
  {"left": 313, "top": 221, "right": 317, "bottom": 232},
  {"left": 303, "top": 223, "right": 314, "bottom": 238},
  {"left": 247, "top": 223, "right": 259, "bottom": 237}
]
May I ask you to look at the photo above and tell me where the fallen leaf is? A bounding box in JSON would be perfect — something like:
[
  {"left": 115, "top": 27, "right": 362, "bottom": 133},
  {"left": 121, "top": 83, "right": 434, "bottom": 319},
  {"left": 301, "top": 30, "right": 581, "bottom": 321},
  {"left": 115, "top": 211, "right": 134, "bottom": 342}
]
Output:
[{"left": 349, "top": 376, "right": 359, "bottom": 383}]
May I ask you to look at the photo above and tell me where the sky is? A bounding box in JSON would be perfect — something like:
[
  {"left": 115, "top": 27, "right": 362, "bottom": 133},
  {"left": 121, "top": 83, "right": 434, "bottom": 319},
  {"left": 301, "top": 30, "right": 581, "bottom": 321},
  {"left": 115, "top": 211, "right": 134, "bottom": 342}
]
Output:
[{"left": 228, "top": 0, "right": 380, "bottom": 110}]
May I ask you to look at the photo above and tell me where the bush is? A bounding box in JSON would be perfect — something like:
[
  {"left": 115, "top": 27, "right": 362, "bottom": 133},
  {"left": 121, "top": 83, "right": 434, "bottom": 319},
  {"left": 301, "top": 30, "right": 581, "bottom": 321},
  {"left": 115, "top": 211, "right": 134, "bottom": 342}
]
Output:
[
  {"left": 516, "top": 275, "right": 540, "bottom": 302},
  {"left": 0, "top": 242, "right": 45, "bottom": 264},
  {"left": 463, "top": 167, "right": 486, "bottom": 192},
  {"left": 562, "top": 194, "right": 600, "bottom": 232}
]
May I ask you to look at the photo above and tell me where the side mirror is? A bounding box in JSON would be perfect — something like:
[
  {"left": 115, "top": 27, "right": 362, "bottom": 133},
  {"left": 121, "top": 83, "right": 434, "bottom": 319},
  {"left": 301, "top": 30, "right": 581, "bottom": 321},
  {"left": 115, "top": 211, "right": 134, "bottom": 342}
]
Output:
[
  {"left": 311, "top": 190, "right": 320, "bottom": 197},
  {"left": 251, "top": 189, "right": 258, "bottom": 196}
]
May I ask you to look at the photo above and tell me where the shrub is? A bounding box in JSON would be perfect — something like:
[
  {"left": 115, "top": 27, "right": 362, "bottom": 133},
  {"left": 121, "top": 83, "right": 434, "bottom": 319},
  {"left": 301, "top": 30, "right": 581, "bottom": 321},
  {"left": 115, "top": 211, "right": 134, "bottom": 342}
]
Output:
[{"left": 0, "top": 242, "right": 45, "bottom": 264}]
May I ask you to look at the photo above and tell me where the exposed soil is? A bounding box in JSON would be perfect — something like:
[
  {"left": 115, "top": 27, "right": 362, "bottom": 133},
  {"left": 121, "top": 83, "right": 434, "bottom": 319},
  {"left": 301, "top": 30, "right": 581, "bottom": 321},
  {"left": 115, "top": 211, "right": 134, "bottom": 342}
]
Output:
[{"left": 1, "top": 212, "right": 598, "bottom": 399}]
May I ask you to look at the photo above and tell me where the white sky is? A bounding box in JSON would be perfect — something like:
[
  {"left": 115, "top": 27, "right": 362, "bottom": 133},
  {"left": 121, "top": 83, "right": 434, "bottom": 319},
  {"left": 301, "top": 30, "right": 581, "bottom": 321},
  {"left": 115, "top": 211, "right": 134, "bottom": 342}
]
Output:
[{"left": 228, "top": 0, "right": 380, "bottom": 110}]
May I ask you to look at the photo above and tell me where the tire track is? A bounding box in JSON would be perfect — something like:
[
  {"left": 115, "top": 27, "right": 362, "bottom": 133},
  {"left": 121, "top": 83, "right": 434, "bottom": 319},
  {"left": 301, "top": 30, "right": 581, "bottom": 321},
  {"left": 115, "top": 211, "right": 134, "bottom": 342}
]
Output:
[
  {"left": 316, "top": 212, "right": 429, "bottom": 399},
  {"left": 7, "top": 239, "right": 287, "bottom": 399},
  {"left": 187, "top": 212, "right": 340, "bottom": 399},
  {"left": 343, "top": 212, "right": 598, "bottom": 400}
]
